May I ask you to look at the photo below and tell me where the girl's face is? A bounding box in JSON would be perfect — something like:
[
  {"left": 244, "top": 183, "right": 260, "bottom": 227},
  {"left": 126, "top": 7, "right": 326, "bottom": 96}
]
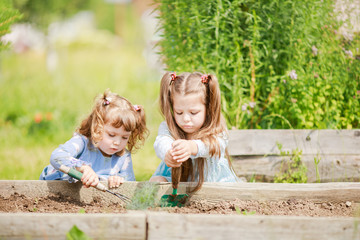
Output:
[
  {"left": 98, "top": 123, "right": 131, "bottom": 157},
  {"left": 172, "top": 92, "right": 206, "bottom": 138}
]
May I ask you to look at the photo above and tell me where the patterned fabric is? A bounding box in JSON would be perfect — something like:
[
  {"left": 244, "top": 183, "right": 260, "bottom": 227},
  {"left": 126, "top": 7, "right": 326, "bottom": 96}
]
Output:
[
  {"left": 39, "top": 133, "right": 135, "bottom": 182},
  {"left": 152, "top": 121, "right": 239, "bottom": 182}
]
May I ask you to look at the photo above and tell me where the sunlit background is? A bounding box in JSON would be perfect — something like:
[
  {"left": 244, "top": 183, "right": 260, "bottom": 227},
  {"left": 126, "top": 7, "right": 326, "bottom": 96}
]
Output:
[{"left": 0, "top": 0, "right": 164, "bottom": 180}]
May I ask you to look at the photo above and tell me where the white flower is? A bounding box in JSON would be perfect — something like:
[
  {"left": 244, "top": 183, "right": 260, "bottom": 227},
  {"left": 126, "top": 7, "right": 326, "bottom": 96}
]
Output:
[
  {"left": 241, "top": 103, "right": 248, "bottom": 111},
  {"left": 249, "top": 101, "right": 256, "bottom": 108},
  {"left": 288, "top": 70, "right": 297, "bottom": 80},
  {"left": 311, "top": 45, "right": 318, "bottom": 56},
  {"left": 345, "top": 50, "right": 353, "bottom": 58}
]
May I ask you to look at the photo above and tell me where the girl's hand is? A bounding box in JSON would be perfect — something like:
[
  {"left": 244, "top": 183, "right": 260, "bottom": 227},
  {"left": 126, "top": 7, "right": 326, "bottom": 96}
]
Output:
[
  {"left": 164, "top": 149, "right": 182, "bottom": 168},
  {"left": 78, "top": 165, "right": 99, "bottom": 188},
  {"left": 171, "top": 139, "right": 198, "bottom": 163},
  {"left": 108, "top": 176, "right": 125, "bottom": 188}
]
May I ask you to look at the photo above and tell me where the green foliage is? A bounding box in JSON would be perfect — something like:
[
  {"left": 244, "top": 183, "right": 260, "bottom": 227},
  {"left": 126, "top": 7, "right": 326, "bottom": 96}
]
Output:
[
  {"left": 126, "top": 182, "right": 159, "bottom": 210},
  {"left": 66, "top": 225, "right": 92, "bottom": 240},
  {"left": 0, "top": 0, "right": 22, "bottom": 51},
  {"left": 155, "top": 0, "right": 360, "bottom": 129},
  {"left": 314, "top": 155, "right": 321, "bottom": 183},
  {"left": 235, "top": 206, "right": 256, "bottom": 215},
  {"left": 274, "top": 143, "right": 308, "bottom": 183},
  {"left": 78, "top": 208, "right": 86, "bottom": 214},
  {"left": 12, "top": 0, "right": 116, "bottom": 33}
]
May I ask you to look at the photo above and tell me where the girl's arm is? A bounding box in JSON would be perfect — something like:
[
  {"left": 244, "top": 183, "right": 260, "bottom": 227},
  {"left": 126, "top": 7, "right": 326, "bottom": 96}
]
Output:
[
  {"left": 153, "top": 121, "right": 182, "bottom": 168},
  {"left": 172, "top": 132, "right": 228, "bottom": 161},
  {"left": 50, "top": 134, "right": 91, "bottom": 170}
]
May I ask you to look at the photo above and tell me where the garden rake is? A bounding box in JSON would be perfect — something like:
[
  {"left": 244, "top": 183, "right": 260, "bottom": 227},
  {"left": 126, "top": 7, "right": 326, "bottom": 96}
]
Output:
[{"left": 59, "top": 165, "right": 131, "bottom": 203}]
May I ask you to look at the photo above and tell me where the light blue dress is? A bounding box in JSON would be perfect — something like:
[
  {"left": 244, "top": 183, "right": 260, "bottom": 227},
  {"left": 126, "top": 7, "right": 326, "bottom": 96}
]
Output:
[
  {"left": 39, "top": 133, "right": 135, "bottom": 182},
  {"left": 152, "top": 121, "right": 238, "bottom": 182}
]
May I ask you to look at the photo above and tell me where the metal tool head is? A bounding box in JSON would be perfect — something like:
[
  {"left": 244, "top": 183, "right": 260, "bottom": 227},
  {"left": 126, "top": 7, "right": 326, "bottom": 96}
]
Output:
[
  {"left": 106, "top": 189, "right": 131, "bottom": 204},
  {"left": 160, "top": 188, "right": 188, "bottom": 207}
]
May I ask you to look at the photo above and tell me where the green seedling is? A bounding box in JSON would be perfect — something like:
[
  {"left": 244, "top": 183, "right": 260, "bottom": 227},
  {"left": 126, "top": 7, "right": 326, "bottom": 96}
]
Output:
[
  {"left": 235, "top": 206, "right": 256, "bottom": 215},
  {"left": 126, "top": 182, "right": 159, "bottom": 210},
  {"left": 78, "top": 208, "right": 86, "bottom": 214}
]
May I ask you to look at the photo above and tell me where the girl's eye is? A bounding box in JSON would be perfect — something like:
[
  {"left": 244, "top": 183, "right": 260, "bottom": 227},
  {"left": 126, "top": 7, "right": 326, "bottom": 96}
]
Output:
[
  {"left": 191, "top": 112, "right": 199, "bottom": 115},
  {"left": 108, "top": 134, "right": 115, "bottom": 137},
  {"left": 175, "top": 112, "right": 183, "bottom": 115},
  {"left": 122, "top": 137, "right": 129, "bottom": 140}
]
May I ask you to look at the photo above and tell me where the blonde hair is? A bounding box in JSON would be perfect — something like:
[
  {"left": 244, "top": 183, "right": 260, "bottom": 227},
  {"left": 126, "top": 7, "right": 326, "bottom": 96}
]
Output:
[
  {"left": 77, "top": 89, "right": 148, "bottom": 156},
  {"left": 159, "top": 72, "right": 231, "bottom": 192}
]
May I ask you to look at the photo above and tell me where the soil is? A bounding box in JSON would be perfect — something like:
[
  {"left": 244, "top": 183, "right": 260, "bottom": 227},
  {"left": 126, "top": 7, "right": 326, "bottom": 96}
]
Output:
[{"left": 1, "top": 193, "right": 358, "bottom": 217}]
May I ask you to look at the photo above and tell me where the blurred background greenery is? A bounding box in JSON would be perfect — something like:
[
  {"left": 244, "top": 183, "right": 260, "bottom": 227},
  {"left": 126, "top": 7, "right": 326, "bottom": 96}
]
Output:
[
  {"left": 0, "top": 0, "right": 163, "bottom": 180},
  {"left": 1, "top": 0, "right": 359, "bottom": 181}
]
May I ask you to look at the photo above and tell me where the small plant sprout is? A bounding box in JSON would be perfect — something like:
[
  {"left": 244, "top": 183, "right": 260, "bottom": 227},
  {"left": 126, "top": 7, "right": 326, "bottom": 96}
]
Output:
[
  {"left": 274, "top": 142, "right": 308, "bottom": 183},
  {"left": 235, "top": 206, "right": 256, "bottom": 215},
  {"left": 78, "top": 208, "right": 86, "bottom": 214},
  {"left": 126, "top": 182, "right": 159, "bottom": 210},
  {"left": 314, "top": 154, "right": 321, "bottom": 183}
]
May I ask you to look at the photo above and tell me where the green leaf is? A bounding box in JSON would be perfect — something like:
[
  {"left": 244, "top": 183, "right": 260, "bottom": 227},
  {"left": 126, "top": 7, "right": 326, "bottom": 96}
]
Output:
[{"left": 66, "top": 225, "right": 92, "bottom": 240}]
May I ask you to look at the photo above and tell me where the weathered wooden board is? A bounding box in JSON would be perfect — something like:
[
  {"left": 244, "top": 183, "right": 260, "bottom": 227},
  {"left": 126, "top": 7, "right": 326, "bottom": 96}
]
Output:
[
  {"left": 228, "top": 129, "right": 360, "bottom": 155},
  {"left": 1, "top": 181, "right": 359, "bottom": 204},
  {"left": 147, "top": 212, "right": 360, "bottom": 240},
  {"left": 232, "top": 155, "right": 360, "bottom": 182},
  {"left": 0, "top": 212, "right": 146, "bottom": 240},
  {"left": 228, "top": 129, "right": 360, "bottom": 182}
]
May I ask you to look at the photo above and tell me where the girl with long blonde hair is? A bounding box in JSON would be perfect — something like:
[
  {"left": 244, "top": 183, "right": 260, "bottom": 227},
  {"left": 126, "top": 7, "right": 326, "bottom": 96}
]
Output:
[{"left": 150, "top": 72, "right": 238, "bottom": 192}]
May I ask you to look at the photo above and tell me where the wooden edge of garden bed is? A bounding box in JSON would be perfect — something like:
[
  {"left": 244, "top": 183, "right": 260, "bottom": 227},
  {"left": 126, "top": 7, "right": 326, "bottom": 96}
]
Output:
[
  {"left": 0, "top": 180, "right": 359, "bottom": 204},
  {"left": 0, "top": 212, "right": 359, "bottom": 240}
]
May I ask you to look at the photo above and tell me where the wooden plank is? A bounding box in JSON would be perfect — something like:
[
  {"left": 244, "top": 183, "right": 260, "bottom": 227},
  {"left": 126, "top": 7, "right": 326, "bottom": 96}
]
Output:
[
  {"left": 0, "top": 212, "right": 146, "bottom": 240},
  {"left": 228, "top": 129, "right": 360, "bottom": 155},
  {"left": 1, "top": 181, "right": 359, "bottom": 204},
  {"left": 232, "top": 154, "right": 360, "bottom": 182},
  {"left": 147, "top": 212, "right": 360, "bottom": 240},
  {"left": 185, "top": 182, "right": 360, "bottom": 203}
]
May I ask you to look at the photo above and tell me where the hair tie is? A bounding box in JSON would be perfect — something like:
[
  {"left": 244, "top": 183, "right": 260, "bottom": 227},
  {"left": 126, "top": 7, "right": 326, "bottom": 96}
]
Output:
[
  {"left": 103, "top": 97, "right": 111, "bottom": 106},
  {"left": 170, "top": 72, "right": 177, "bottom": 83},
  {"left": 133, "top": 105, "right": 141, "bottom": 111},
  {"left": 201, "top": 74, "right": 209, "bottom": 83}
]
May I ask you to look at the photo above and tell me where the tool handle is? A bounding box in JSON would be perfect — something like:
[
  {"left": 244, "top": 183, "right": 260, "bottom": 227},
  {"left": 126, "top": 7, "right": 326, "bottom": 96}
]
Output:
[{"left": 59, "top": 165, "right": 107, "bottom": 191}]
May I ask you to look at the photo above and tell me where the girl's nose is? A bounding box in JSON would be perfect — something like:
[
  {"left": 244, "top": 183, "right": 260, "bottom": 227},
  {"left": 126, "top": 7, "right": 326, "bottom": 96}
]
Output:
[{"left": 183, "top": 114, "right": 191, "bottom": 122}]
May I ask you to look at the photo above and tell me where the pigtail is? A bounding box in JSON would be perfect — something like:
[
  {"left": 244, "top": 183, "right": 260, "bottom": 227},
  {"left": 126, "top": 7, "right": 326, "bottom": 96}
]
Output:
[{"left": 128, "top": 104, "right": 149, "bottom": 152}]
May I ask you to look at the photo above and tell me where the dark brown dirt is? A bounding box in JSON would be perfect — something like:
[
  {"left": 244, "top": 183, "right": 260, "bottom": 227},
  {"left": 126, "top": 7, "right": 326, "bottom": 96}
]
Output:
[{"left": 1, "top": 193, "right": 358, "bottom": 217}]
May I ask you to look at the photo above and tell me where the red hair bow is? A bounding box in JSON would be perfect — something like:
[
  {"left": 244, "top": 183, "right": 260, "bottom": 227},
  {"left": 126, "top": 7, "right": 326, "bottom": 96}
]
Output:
[
  {"left": 201, "top": 74, "right": 209, "bottom": 83},
  {"left": 170, "top": 72, "right": 177, "bottom": 82}
]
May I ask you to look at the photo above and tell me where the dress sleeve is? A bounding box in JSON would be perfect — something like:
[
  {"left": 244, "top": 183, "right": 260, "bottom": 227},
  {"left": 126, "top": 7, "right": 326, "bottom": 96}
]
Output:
[
  {"left": 50, "top": 134, "right": 91, "bottom": 170},
  {"left": 117, "top": 152, "right": 136, "bottom": 181},
  {"left": 192, "top": 131, "right": 228, "bottom": 159},
  {"left": 153, "top": 121, "right": 174, "bottom": 161}
]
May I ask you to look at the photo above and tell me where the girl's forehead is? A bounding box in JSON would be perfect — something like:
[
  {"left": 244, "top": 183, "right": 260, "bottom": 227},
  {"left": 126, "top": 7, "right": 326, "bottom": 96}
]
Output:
[
  {"left": 104, "top": 123, "right": 131, "bottom": 135},
  {"left": 173, "top": 92, "right": 205, "bottom": 108}
]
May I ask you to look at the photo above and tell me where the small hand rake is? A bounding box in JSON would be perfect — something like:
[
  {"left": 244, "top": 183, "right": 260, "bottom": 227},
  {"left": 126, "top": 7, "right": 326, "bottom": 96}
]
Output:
[{"left": 59, "top": 165, "right": 131, "bottom": 203}]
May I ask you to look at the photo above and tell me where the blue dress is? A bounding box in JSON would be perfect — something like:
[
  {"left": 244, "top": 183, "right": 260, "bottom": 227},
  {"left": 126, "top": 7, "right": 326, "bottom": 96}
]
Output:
[
  {"left": 152, "top": 121, "right": 238, "bottom": 182},
  {"left": 39, "top": 133, "right": 135, "bottom": 182}
]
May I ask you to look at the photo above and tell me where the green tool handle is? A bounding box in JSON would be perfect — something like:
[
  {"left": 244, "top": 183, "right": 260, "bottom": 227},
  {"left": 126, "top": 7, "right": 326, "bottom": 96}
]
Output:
[{"left": 59, "top": 165, "right": 107, "bottom": 191}]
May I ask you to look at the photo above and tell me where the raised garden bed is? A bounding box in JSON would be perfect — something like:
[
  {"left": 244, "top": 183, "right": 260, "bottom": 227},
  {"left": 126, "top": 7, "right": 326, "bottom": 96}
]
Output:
[{"left": 1, "top": 181, "right": 359, "bottom": 239}]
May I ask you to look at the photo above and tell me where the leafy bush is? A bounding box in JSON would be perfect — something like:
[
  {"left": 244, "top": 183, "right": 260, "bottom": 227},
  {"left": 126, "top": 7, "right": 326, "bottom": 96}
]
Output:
[
  {"left": 155, "top": 0, "right": 360, "bottom": 129},
  {"left": 0, "top": 0, "right": 22, "bottom": 51},
  {"left": 274, "top": 143, "right": 308, "bottom": 183}
]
